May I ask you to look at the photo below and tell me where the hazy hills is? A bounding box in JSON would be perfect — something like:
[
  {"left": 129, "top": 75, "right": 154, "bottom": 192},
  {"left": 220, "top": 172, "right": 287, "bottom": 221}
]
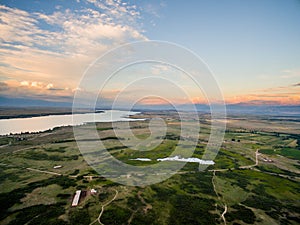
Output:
[{"left": 0, "top": 96, "right": 299, "bottom": 116}]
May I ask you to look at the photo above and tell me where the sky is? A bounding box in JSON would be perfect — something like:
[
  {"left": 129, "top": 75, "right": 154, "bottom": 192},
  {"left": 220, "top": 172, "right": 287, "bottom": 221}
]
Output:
[{"left": 0, "top": 0, "right": 300, "bottom": 106}]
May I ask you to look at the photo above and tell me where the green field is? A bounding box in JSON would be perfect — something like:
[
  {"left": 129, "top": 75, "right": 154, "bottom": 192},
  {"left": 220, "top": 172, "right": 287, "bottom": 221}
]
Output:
[{"left": 0, "top": 111, "right": 299, "bottom": 225}]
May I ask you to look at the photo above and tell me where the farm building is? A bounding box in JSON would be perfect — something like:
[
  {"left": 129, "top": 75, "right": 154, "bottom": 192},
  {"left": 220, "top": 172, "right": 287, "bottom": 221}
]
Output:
[{"left": 71, "top": 190, "right": 81, "bottom": 207}]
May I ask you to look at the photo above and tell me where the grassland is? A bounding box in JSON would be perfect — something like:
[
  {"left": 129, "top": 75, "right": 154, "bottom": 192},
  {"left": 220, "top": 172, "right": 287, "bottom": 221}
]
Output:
[{"left": 0, "top": 111, "right": 299, "bottom": 224}]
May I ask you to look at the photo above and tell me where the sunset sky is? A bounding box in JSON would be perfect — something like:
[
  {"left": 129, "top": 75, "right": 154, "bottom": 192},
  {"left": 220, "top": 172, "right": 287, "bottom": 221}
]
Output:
[{"left": 0, "top": 0, "right": 300, "bottom": 106}]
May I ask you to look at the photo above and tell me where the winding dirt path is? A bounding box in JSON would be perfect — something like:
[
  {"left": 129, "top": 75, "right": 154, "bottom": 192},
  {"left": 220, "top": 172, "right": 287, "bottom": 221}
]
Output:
[
  {"left": 212, "top": 170, "right": 227, "bottom": 225},
  {"left": 239, "top": 149, "right": 259, "bottom": 169},
  {"left": 26, "top": 167, "right": 62, "bottom": 176},
  {"left": 137, "top": 191, "right": 152, "bottom": 213},
  {"left": 90, "top": 189, "right": 118, "bottom": 225},
  {"left": 221, "top": 204, "right": 228, "bottom": 225},
  {"left": 211, "top": 149, "right": 260, "bottom": 225}
]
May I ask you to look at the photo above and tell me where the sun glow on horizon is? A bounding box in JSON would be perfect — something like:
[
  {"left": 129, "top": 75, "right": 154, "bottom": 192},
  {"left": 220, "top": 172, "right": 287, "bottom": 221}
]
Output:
[{"left": 0, "top": 1, "right": 299, "bottom": 106}]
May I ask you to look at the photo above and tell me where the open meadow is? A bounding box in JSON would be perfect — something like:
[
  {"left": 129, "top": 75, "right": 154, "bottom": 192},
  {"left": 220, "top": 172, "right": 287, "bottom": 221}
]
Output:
[{"left": 0, "top": 111, "right": 299, "bottom": 225}]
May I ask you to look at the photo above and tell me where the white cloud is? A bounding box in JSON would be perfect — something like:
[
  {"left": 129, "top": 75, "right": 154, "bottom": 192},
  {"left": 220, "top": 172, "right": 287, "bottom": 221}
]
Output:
[
  {"left": 280, "top": 69, "right": 300, "bottom": 79},
  {"left": 46, "top": 83, "right": 54, "bottom": 89},
  {"left": 0, "top": 79, "right": 83, "bottom": 103},
  {"left": 20, "top": 81, "right": 29, "bottom": 86},
  {"left": 151, "top": 64, "right": 171, "bottom": 75},
  {"left": 142, "top": 1, "right": 166, "bottom": 19},
  {"left": 0, "top": 1, "right": 146, "bottom": 94},
  {"left": 86, "top": 0, "right": 141, "bottom": 26}
]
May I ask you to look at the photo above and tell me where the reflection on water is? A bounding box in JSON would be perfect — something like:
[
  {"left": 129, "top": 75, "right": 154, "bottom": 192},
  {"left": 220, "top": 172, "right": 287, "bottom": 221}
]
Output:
[{"left": 0, "top": 110, "right": 141, "bottom": 135}]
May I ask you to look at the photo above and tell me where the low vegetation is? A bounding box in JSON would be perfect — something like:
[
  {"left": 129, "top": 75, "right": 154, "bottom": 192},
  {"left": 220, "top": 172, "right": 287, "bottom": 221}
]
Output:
[{"left": 0, "top": 111, "right": 299, "bottom": 224}]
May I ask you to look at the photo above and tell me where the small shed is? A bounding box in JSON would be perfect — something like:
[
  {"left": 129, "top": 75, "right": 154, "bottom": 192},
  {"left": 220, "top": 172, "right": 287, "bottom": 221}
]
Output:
[{"left": 53, "top": 165, "right": 62, "bottom": 169}]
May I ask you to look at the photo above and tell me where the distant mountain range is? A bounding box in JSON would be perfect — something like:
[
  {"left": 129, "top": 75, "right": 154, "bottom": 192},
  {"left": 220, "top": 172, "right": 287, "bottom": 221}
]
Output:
[
  {"left": 0, "top": 96, "right": 299, "bottom": 116},
  {"left": 225, "top": 103, "right": 300, "bottom": 116},
  {"left": 231, "top": 100, "right": 282, "bottom": 106},
  {"left": 132, "top": 103, "right": 300, "bottom": 116},
  {"left": 0, "top": 96, "right": 72, "bottom": 108}
]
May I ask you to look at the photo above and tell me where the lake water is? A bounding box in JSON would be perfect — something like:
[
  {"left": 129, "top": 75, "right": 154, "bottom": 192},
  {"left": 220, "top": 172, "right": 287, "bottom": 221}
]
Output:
[
  {"left": 157, "top": 156, "right": 215, "bottom": 165},
  {"left": 0, "top": 110, "right": 142, "bottom": 135},
  {"left": 131, "top": 156, "right": 215, "bottom": 165}
]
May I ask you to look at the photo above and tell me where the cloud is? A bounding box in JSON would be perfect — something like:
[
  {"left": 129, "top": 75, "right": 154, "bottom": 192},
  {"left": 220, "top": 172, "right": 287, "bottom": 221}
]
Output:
[
  {"left": 0, "top": 1, "right": 146, "bottom": 100},
  {"left": 86, "top": 0, "right": 141, "bottom": 22},
  {"left": 142, "top": 2, "right": 165, "bottom": 18},
  {"left": 280, "top": 69, "right": 300, "bottom": 79},
  {"left": 46, "top": 83, "right": 54, "bottom": 89},
  {"left": 0, "top": 80, "right": 75, "bottom": 102},
  {"left": 225, "top": 84, "right": 300, "bottom": 105},
  {"left": 0, "top": 82, "right": 9, "bottom": 91},
  {"left": 151, "top": 64, "right": 171, "bottom": 75}
]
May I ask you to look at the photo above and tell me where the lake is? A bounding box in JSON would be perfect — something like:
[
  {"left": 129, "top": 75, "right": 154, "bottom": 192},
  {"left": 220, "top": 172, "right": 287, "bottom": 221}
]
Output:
[
  {"left": 0, "top": 110, "right": 142, "bottom": 135},
  {"left": 131, "top": 156, "right": 215, "bottom": 165}
]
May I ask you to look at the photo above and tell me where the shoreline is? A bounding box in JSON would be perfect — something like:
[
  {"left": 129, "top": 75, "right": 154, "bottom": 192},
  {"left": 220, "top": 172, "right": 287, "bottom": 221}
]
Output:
[
  {"left": 0, "top": 109, "right": 104, "bottom": 120},
  {"left": 0, "top": 110, "right": 143, "bottom": 136}
]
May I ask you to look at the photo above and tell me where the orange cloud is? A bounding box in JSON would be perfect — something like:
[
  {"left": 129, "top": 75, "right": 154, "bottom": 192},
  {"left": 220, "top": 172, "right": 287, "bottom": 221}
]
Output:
[
  {"left": 0, "top": 80, "right": 73, "bottom": 101},
  {"left": 224, "top": 85, "right": 300, "bottom": 105},
  {"left": 0, "top": 4, "right": 146, "bottom": 91}
]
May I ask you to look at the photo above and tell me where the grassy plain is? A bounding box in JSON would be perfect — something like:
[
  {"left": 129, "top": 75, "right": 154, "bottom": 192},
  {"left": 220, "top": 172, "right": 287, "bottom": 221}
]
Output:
[{"left": 0, "top": 111, "right": 299, "bottom": 224}]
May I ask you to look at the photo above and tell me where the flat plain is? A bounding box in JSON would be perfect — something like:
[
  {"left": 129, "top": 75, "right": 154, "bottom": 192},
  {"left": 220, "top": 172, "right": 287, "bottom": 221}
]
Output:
[{"left": 0, "top": 111, "right": 299, "bottom": 225}]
